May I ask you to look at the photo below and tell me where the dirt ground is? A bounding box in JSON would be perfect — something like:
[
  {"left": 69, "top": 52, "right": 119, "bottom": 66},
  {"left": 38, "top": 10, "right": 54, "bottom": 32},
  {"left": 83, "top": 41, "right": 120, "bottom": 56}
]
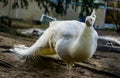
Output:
[{"left": 0, "top": 30, "right": 120, "bottom": 78}]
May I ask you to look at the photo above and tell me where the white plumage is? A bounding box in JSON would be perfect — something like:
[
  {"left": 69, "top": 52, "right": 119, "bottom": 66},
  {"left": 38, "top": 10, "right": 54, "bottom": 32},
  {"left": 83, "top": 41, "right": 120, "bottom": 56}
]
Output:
[{"left": 10, "top": 10, "right": 98, "bottom": 70}]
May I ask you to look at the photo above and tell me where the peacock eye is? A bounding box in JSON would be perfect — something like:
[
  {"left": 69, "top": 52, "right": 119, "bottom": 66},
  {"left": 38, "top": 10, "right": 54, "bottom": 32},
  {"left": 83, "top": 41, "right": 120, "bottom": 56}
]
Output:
[
  {"left": 93, "top": 15, "right": 96, "bottom": 18},
  {"left": 90, "top": 19, "right": 92, "bottom": 21}
]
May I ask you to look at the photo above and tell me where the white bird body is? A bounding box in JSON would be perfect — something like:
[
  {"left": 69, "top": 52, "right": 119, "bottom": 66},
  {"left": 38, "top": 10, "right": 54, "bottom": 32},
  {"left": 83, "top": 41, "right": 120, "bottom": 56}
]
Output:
[
  {"left": 53, "top": 20, "right": 98, "bottom": 63},
  {"left": 11, "top": 10, "right": 98, "bottom": 65}
]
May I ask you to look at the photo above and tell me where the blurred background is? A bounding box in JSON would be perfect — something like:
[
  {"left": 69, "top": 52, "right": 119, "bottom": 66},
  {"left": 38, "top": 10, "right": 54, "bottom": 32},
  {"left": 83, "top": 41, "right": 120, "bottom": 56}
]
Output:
[{"left": 0, "top": 0, "right": 120, "bottom": 78}]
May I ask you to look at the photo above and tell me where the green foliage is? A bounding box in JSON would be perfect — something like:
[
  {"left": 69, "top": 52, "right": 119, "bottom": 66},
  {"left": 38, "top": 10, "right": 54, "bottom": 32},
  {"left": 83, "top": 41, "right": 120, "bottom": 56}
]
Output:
[
  {"left": 81, "top": 0, "right": 95, "bottom": 15},
  {"left": 0, "top": 0, "right": 104, "bottom": 17},
  {"left": 0, "top": 0, "right": 8, "bottom": 7},
  {"left": 79, "top": 0, "right": 104, "bottom": 18},
  {"left": 12, "top": 0, "right": 30, "bottom": 9}
]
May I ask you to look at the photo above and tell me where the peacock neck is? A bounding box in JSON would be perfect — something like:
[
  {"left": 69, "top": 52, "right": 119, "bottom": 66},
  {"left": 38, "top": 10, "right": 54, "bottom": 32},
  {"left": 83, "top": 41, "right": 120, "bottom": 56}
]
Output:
[
  {"left": 70, "top": 26, "right": 94, "bottom": 61},
  {"left": 78, "top": 26, "right": 94, "bottom": 42}
]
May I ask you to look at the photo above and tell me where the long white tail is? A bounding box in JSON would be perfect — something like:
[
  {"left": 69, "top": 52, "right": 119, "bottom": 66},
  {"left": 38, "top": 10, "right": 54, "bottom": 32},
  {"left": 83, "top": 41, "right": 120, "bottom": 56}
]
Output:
[
  {"left": 10, "top": 28, "right": 53, "bottom": 56},
  {"left": 99, "top": 36, "right": 120, "bottom": 46}
]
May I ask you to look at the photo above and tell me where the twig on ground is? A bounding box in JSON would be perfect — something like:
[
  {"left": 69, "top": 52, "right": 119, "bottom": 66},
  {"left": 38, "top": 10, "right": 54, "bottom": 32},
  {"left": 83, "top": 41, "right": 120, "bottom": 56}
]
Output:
[{"left": 0, "top": 60, "right": 13, "bottom": 68}]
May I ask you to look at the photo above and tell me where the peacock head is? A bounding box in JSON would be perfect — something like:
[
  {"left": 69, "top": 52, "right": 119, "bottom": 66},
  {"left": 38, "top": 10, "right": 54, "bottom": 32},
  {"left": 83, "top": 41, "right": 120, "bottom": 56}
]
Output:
[{"left": 85, "top": 9, "right": 96, "bottom": 27}]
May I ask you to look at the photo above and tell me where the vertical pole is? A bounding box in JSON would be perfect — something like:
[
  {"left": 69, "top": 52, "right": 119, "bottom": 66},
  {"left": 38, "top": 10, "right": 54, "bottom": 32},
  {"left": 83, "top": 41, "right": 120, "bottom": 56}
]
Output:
[
  {"left": 8, "top": 0, "right": 12, "bottom": 27},
  {"left": 15, "top": 8, "right": 19, "bottom": 18},
  {"left": 8, "top": 0, "right": 11, "bottom": 18},
  {"left": 15, "top": 0, "right": 19, "bottom": 18},
  {"left": 117, "top": 0, "right": 119, "bottom": 31},
  {"left": 104, "top": 0, "right": 107, "bottom": 27}
]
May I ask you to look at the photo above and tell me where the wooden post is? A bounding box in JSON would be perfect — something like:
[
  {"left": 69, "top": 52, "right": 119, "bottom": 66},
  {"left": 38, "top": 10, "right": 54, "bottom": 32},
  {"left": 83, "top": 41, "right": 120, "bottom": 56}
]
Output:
[{"left": 8, "top": 0, "right": 12, "bottom": 27}]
